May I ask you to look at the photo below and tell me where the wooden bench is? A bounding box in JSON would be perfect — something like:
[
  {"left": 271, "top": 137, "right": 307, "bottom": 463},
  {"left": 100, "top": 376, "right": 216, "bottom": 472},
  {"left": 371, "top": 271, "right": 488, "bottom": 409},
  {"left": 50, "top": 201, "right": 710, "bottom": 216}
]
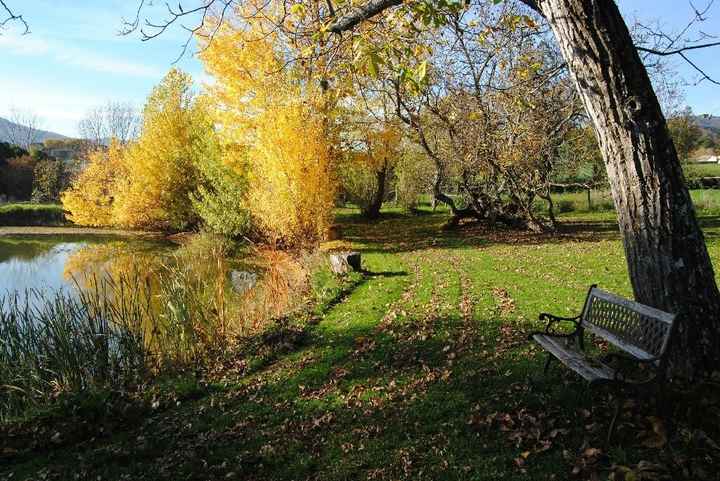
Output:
[{"left": 529, "top": 285, "right": 677, "bottom": 437}]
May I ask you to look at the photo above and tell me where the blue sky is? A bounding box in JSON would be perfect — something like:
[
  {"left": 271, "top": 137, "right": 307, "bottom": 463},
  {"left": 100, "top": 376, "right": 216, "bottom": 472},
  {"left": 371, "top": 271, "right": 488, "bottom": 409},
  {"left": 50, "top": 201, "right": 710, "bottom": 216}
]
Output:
[{"left": 1, "top": 1, "right": 719, "bottom": 136}]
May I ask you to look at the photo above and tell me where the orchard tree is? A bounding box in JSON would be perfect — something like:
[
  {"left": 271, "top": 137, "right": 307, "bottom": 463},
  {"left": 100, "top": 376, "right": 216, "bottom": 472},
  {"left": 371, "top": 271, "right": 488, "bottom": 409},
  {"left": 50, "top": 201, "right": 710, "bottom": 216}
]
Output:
[
  {"left": 667, "top": 107, "right": 702, "bottom": 163},
  {"left": 339, "top": 101, "right": 402, "bottom": 219}
]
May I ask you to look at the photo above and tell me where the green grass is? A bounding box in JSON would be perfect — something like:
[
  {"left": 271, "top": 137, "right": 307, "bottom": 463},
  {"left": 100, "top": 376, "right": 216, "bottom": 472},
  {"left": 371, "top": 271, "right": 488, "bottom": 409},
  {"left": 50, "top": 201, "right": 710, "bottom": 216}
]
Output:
[
  {"left": 683, "top": 162, "right": 720, "bottom": 179},
  {"left": 2, "top": 208, "right": 720, "bottom": 480},
  {"left": 540, "top": 188, "right": 720, "bottom": 217},
  {"left": 0, "top": 203, "right": 67, "bottom": 226}
]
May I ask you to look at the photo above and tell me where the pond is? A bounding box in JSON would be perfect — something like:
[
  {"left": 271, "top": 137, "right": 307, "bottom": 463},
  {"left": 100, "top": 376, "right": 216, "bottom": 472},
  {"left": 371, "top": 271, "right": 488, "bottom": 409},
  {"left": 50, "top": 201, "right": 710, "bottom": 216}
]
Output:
[
  {"left": 0, "top": 233, "right": 308, "bottom": 329},
  {"left": 0, "top": 234, "right": 174, "bottom": 311}
]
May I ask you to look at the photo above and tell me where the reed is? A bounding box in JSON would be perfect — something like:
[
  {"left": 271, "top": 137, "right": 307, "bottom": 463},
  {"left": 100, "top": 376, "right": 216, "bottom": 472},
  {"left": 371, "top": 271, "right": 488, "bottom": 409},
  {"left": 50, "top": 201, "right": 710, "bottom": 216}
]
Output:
[
  {"left": 0, "top": 276, "right": 151, "bottom": 420},
  {"left": 0, "top": 265, "right": 234, "bottom": 420}
]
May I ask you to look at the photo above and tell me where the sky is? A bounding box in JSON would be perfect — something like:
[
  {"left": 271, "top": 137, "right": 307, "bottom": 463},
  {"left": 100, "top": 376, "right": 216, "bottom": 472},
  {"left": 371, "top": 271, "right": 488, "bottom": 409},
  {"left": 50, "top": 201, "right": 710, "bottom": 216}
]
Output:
[{"left": 1, "top": 0, "right": 720, "bottom": 137}]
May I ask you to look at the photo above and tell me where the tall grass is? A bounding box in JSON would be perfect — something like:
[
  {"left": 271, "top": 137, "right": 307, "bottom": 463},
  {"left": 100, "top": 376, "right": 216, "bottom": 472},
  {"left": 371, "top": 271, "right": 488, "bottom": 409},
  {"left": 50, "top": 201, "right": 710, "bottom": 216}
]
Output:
[
  {"left": 0, "top": 263, "right": 237, "bottom": 420},
  {"left": 0, "top": 233, "right": 321, "bottom": 420},
  {"left": 0, "top": 276, "right": 151, "bottom": 420}
]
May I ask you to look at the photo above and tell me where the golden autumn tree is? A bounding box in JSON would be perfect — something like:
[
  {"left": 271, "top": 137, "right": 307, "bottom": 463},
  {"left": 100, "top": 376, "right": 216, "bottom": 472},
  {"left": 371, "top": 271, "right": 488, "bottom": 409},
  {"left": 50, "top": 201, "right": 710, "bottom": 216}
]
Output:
[
  {"left": 339, "top": 115, "right": 402, "bottom": 219},
  {"left": 61, "top": 141, "right": 126, "bottom": 227},
  {"left": 113, "top": 68, "right": 217, "bottom": 231},
  {"left": 199, "top": 23, "right": 337, "bottom": 246}
]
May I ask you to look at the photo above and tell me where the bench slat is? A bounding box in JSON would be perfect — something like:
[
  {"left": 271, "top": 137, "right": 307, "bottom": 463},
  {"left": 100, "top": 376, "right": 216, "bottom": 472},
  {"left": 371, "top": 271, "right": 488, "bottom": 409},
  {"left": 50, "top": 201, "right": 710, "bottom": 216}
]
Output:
[
  {"left": 582, "top": 323, "right": 656, "bottom": 361},
  {"left": 582, "top": 287, "right": 676, "bottom": 359},
  {"left": 584, "top": 288, "right": 676, "bottom": 325},
  {"left": 532, "top": 334, "right": 615, "bottom": 382}
]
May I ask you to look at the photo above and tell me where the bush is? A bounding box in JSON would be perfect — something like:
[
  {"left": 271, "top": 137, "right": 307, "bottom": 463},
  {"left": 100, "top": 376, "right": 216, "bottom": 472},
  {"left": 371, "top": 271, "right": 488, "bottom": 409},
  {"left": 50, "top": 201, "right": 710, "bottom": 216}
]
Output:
[
  {"left": 0, "top": 203, "right": 66, "bottom": 226},
  {"left": 0, "top": 155, "right": 36, "bottom": 200},
  {"left": 32, "top": 159, "right": 68, "bottom": 203},
  {"left": 248, "top": 103, "right": 337, "bottom": 246},
  {"left": 591, "top": 200, "right": 615, "bottom": 212},
  {"left": 556, "top": 199, "right": 575, "bottom": 213},
  {"left": 191, "top": 148, "right": 251, "bottom": 238},
  {"left": 395, "top": 149, "right": 433, "bottom": 212},
  {"left": 62, "top": 143, "right": 125, "bottom": 227}
]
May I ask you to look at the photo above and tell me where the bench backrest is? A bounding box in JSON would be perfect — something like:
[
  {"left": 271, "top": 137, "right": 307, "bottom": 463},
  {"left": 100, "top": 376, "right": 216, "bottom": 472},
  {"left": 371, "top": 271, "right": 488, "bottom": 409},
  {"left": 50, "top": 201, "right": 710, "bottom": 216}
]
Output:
[{"left": 580, "top": 286, "right": 676, "bottom": 360}]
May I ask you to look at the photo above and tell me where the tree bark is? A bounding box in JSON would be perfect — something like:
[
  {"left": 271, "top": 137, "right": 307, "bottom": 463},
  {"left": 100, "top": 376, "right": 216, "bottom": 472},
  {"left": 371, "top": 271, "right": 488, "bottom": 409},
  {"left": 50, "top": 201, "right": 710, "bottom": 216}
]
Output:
[
  {"left": 536, "top": 0, "right": 720, "bottom": 377},
  {"left": 363, "top": 163, "right": 387, "bottom": 219}
]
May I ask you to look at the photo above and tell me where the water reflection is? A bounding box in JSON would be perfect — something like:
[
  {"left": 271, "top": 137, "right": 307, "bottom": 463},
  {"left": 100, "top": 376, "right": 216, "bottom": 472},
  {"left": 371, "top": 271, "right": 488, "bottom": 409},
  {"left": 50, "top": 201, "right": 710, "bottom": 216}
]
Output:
[
  {"left": 0, "top": 235, "right": 311, "bottom": 337},
  {"left": 0, "top": 236, "right": 172, "bottom": 310}
]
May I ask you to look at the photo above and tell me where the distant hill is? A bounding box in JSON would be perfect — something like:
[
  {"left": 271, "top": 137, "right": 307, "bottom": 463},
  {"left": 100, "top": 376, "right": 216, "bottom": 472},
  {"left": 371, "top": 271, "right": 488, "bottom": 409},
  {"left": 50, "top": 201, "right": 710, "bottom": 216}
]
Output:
[
  {"left": 0, "top": 117, "right": 68, "bottom": 145},
  {"left": 692, "top": 114, "right": 720, "bottom": 135}
]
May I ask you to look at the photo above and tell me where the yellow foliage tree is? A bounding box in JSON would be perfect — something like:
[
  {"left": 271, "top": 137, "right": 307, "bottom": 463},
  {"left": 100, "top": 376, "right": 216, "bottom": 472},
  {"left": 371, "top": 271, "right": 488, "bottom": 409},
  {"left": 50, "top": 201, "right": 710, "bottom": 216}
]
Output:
[
  {"left": 340, "top": 118, "right": 401, "bottom": 218},
  {"left": 200, "top": 23, "right": 338, "bottom": 245},
  {"left": 61, "top": 141, "right": 126, "bottom": 227},
  {"left": 249, "top": 102, "right": 336, "bottom": 245},
  {"left": 113, "top": 68, "right": 216, "bottom": 231}
]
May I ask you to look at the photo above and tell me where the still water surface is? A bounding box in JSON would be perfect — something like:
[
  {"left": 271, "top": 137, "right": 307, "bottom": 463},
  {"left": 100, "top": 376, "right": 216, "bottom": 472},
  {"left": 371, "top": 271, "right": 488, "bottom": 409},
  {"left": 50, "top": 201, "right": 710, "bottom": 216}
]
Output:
[{"left": 0, "top": 235, "right": 173, "bottom": 308}]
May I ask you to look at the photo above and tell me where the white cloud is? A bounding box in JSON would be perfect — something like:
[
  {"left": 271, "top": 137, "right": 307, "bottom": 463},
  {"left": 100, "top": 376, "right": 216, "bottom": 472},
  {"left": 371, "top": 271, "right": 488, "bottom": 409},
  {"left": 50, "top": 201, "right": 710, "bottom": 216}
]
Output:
[
  {"left": 0, "top": 31, "right": 162, "bottom": 78},
  {"left": 0, "top": 77, "right": 106, "bottom": 136},
  {"left": 56, "top": 50, "right": 163, "bottom": 78},
  {"left": 0, "top": 34, "right": 51, "bottom": 56}
]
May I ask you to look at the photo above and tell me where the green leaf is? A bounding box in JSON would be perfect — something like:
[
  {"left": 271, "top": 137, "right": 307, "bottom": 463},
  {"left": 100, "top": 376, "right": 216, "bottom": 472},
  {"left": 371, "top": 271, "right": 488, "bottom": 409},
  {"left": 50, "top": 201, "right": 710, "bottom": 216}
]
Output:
[{"left": 367, "top": 52, "right": 381, "bottom": 78}]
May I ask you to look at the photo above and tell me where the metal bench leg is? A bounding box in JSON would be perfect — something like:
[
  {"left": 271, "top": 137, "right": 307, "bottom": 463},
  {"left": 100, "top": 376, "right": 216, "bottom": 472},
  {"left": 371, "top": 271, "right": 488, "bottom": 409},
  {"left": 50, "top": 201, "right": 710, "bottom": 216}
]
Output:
[
  {"left": 607, "top": 394, "right": 622, "bottom": 445},
  {"left": 543, "top": 353, "right": 554, "bottom": 375}
]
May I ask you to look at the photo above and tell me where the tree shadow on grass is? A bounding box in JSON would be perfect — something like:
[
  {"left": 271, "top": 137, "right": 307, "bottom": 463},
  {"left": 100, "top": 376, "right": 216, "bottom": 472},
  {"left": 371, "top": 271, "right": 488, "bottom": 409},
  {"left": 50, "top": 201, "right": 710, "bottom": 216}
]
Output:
[
  {"left": 7, "top": 214, "right": 720, "bottom": 478},
  {"left": 5, "top": 306, "right": 715, "bottom": 480}
]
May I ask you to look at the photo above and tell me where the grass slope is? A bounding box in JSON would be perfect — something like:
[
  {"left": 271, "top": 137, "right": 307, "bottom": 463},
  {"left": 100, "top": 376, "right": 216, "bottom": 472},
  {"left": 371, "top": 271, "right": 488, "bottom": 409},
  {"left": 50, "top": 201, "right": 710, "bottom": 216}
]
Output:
[
  {"left": 0, "top": 203, "right": 66, "bottom": 226},
  {"left": 2, "top": 209, "right": 720, "bottom": 480}
]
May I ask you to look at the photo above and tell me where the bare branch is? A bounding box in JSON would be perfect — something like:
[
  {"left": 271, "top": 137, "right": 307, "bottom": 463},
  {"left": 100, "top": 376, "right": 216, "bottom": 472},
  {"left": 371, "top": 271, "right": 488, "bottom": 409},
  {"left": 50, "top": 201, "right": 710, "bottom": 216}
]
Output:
[
  {"left": 122, "top": 0, "right": 234, "bottom": 63},
  {"left": 0, "top": 0, "right": 28, "bottom": 34},
  {"left": 633, "top": 0, "right": 720, "bottom": 85},
  {"left": 637, "top": 40, "right": 720, "bottom": 56}
]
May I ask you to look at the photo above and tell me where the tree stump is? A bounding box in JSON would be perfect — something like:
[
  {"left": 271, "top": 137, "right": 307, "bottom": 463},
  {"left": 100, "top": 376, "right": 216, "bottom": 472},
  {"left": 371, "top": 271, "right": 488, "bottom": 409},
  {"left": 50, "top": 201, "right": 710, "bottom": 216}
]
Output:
[
  {"left": 329, "top": 251, "right": 361, "bottom": 275},
  {"left": 327, "top": 224, "right": 342, "bottom": 241},
  {"left": 230, "top": 270, "right": 258, "bottom": 294}
]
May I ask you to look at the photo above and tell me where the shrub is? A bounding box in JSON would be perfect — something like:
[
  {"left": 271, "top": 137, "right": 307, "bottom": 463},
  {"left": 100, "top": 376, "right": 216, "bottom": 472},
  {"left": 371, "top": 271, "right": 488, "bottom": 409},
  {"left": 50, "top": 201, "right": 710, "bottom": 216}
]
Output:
[
  {"left": 112, "top": 69, "right": 213, "bottom": 231},
  {"left": 32, "top": 159, "right": 67, "bottom": 203},
  {"left": 248, "top": 102, "right": 337, "bottom": 246},
  {"left": 62, "top": 143, "right": 125, "bottom": 227},
  {"left": 191, "top": 146, "right": 251, "bottom": 238},
  {"left": 0, "top": 155, "right": 36, "bottom": 200},
  {"left": 556, "top": 199, "right": 575, "bottom": 213}
]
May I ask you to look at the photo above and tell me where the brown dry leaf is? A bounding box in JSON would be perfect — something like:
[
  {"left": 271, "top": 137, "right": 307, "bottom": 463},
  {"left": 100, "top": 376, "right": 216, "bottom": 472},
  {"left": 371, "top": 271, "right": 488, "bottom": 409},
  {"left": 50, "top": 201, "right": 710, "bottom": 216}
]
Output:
[{"left": 640, "top": 416, "right": 667, "bottom": 449}]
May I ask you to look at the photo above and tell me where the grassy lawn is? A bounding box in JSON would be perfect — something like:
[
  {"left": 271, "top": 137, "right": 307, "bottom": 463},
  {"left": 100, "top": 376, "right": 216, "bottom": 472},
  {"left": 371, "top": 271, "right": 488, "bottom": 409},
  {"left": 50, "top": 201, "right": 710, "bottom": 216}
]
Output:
[
  {"left": 683, "top": 162, "right": 720, "bottom": 179},
  {"left": 2, "top": 208, "right": 719, "bottom": 480}
]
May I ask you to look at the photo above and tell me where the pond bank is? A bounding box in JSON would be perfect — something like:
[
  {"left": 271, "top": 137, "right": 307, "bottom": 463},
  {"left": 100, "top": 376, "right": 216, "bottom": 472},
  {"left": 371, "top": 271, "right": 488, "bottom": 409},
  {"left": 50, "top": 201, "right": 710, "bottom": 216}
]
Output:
[{"left": 0, "top": 226, "right": 165, "bottom": 238}]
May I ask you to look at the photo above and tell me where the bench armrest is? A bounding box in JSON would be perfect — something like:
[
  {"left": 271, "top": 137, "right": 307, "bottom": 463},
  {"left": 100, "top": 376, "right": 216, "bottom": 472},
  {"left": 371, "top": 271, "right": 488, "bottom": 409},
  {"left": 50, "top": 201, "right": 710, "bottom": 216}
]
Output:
[{"left": 538, "top": 313, "right": 581, "bottom": 336}]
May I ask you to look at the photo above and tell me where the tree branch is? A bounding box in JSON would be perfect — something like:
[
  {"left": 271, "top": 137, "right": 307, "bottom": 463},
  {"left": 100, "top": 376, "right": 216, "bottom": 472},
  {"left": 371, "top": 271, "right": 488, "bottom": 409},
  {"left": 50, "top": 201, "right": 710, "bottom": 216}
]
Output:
[
  {"left": 122, "top": 0, "right": 234, "bottom": 63},
  {"left": 328, "top": 0, "right": 542, "bottom": 34},
  {"left": 637, "top": 40, "right": 720, "bottom": 56},
  {"left": 0, "top": 0, "right": 28, "bottom": 34},
  {"left": 328, "top": 0, "right": 402, "bottom": 33}
]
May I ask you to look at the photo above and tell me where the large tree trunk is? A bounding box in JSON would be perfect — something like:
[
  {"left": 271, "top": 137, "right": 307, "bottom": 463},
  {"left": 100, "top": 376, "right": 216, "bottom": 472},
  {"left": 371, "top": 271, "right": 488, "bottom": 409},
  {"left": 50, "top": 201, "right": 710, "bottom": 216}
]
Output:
[
  {"left": 536, "top": 0, "right": 720, "bottom": 377},
  {"left": 363, "top": 163, "right": 387, "bottom": 219}
]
